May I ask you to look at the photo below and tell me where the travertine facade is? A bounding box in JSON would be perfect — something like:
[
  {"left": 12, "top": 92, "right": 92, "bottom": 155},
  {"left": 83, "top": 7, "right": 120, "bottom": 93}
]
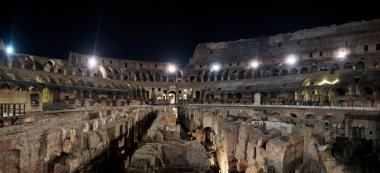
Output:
[{"left": 1, "top": 18, "right": 380, "bottom": 173}]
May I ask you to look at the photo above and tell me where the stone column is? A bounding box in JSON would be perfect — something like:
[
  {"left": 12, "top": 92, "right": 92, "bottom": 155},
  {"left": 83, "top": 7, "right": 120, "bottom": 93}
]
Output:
[{"left": 254, "top": 93, "right": 261, "bottom": 105}]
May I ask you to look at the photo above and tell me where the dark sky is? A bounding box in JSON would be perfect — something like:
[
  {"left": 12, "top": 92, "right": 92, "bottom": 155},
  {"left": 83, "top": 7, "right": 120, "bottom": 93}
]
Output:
[{"left": 0, "top": 1, "right": 379, "bottom": 66}]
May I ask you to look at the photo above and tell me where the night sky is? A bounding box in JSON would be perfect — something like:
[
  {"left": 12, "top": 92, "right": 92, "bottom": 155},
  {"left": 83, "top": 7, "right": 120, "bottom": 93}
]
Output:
[{"left": 0, "top": 1, "right": 379, "bottom": 66}]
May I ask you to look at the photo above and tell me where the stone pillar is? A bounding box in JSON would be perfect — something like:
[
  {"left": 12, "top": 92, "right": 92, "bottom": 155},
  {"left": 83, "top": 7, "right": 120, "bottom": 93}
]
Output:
[{"left": 254, "top": 93, "right": 261, "bottom": 105}]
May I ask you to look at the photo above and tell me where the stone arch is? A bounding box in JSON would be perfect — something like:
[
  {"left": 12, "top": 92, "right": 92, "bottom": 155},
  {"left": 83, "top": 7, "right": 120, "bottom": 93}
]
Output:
[
  {"left": 45, "top": 60, "right": 54, "bottom": 72},
  {"left": 194, "top": 90, "right": 201, "bottom": 101},
  {"left": 280, "top": 69, "right": 288, "bottom": 76},
  {"left": 203, "top": 127, "right": 216, "bottom": 150},
  {"left": 0, "top": 83, "right": 11, "bottom": 90},
  {"left": 246, "top": 69, "right": 253, "bottom": 79},
  {"left": 155, "top": 73, "right": 161, "bottom": 82},
  {"left": 114, "top": 69, "right": 121, "bottom": 80},
  {"left": 11, "top": 57, "right": 22, "bottom": 69},
  {"left": 223, "top": 70, "right": 230, "bottom": 80},
  {"left": 227, "top": 93, "right": 234, "bottom": 99},
  {"left": 190, "top": 76, "right": 195, "bottom": 82},
  {"left": 42, "top": 87, "right": 53, "bottom": 103},
  {"left": 254, "top": 70, "right": 261, "bottom": 78},
  {"left": 24, "top": 56, "right": 34, "bottom": 70},
  {"left": 35, "top": 61, "right": 44, "bottom": 71},
  {"left": 272, "top": 69, "right": 279, "bottom": 76},
  {"left": 355, "top": 61, "right": 365, "bottom": 70},
  {"left": 124, "top": 75, "right": 129, "bottom": 80},
  {"left": 300, "top": 67, "right": 308, "bottom": 74},
  {"left": 142, "top": 73, "right": 148, "bottom": 81},
  {"left": 320, "top": 64, "right": 329, "bottom": 71},
  {"left": 216, "top": 70, "right": 224, "bottom": 81},
  {"left": 98, "top": 66, "right": 107, "bottom": 79},
  {"left": 289, "top": 68, "right": 298, "bottom": 75},
  {"left": 343, "top": 62, "right": 353, "bottom": 69},
  {"left": 83, "top": 90, "right": 89, "bottom": 98},
  {"left": 203, "top": 70, "right": 210, "bottom": 81},
  {"left": 310, "top": 66, "right": 318, "bottom": 73},
  {"left": 238, "top": 70, "right": 246, "bottom": 79},
  {"left": 230, "top": 70, "right": 238, "bottom": 80},
  {"left": 331, "top": 63, "right": 340, "bottom": 71},
  {"left": 235, "top": 93, "right": 242, "bottom": 103},
  {"left": 210, "top": 70, "right": 217, "bottom": 81},
  {"left": 162, "top": 76, "right": 168, "bottom": 82}
]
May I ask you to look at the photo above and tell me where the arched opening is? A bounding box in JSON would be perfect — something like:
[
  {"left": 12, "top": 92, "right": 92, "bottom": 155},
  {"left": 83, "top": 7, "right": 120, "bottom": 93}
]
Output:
[
  {"left": 83, "top": 90, "right": 89, "bottom": 98},
  {"left": 320, "top": 64, "right": 329, "bottom": 71},
  {"left": 235, "top": 93, "right": 242, "bottom": 103},
  {"left": 289, "top": 68, "right": 298, "bottom": 75},
  {"left": 254, "top": 70, "right": 261, "bottom": 78},
  {"left": 203, "top": 127, "right": 216, "bottom": 151},
  {"left": 124, "top": 75, "right": 129, "bottom": 80},
  {"left": 42, "top": 87, "right": 52, "bottom": 103},
  {"left": 223, "top": 70, "right": 230, "bottom": 80},
  {"left": 203, "top": 70, "right": 210, "bottom": 81},
  {"left": 45, "top": 61, "right": 54, "bottom": 72},
  {"left": 168, "top": 91, "right": 176, "bottom": 104},
  {"left": 217, "top": 70, "right": 223, "bottom": 81},
  {"left": 142, "top": 73, "right": 148, "bottom": 81},
  {"left": 227, "top": 93, "right": 233, "bottom": 99},
  {"left": 281, "top": 69, "right": 288, "bottom": 76},
  {"left": 13, "top": 85, "right": 23, "bottom": 91},
  {"left": 238, "top": 70, "right": 246, "bottom": 79},
  {"left": 343, "top": 62, "right": 353, "bottom": 69},
  {"left": 245, "top": 69, "right": 253, "bottom": 79},
  {"left": 155, "top": 74, "right": 161, "bottom": 82},
  {"left": 310, "top": 66, "right": 318, "bottom": 73},
  {"left": 0, "top": 83, "right": 11, "bottom": 90},
  {"left": 230, "top": 70, "right": 238, "bottom": 80},
  {"left": 210, "top": 71, "right": 217, "bottom": 81},
  {"left": 272, "top": 69, "right": 279, "bottom": 76},
  {"left": 98, "top": 66, "right": 107, "bottom": 79},
  {"left": 300, "top": 67, "right": 308, "bottom": 74},
  {"left": 135, "top": 72, "right": 141, "bottom": 81},
  {"left": 190, "top": 76, "right": 195, "bottom": 82},
  {"left": 162, "top": 76, "right": 168, "bottom": 82},
  {"left": 355, "top": 61, "right": 365, "bottom": 70},
  {"left": 331, "top": 63, "right": 340, "bottom": 71},
  {"left": 12, "top": 58, "right": 22, "bottom": 69},
  {"left": 114, "top": 70, "right": 121, "bottom": 80},
  {"left": 195, "top": 91, "right": 201, "bottom": 101},
  {"left": 24, "top": 57, "right": 33, "bottom": 70}
]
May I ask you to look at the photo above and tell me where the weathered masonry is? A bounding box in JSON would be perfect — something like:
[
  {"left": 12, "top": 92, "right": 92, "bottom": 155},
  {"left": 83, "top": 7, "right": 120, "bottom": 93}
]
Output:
[{"left": 1, "top": 18, "right": 380, "bottom": 173}]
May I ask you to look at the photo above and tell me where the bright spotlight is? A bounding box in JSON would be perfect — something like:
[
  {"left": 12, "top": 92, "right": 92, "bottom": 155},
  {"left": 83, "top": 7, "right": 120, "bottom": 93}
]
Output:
[
  {"left": 6, "top": 46, "right": 13, "bottom": 54},
  {"left": 211, "top": 64, "right": 221, "bottom": 71},
  {"left": 88, "top": 58, "right": 97, "bottom": 68},
  {"left": 337, "top": 50, "right": 347, "bottom": 58},
  {"left": 251, "top": 61, "right": 259, "bottom": 68},
  {"left": 286, "top": 55, "right": 297, "bottom": 64},
  {"left": 167, "top": 64, "right": 177, "bottom": 73}
]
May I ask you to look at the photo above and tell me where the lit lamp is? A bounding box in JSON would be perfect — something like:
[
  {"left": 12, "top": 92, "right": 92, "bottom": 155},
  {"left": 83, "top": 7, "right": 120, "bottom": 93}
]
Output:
[
  {"left": 337, "top": 50, "right": 347, "bottom": 58},
  {"left": 6, "top": 46, "right": 13, "bottom": 54},
  {"left": 167, "top": 64, "right": 177, "bottom": 73},
  {"left": 88, "top": 57, "right": 97, "bottom": 68},
  {"left": 286, "top": 55, "right": 297, "bottom": 65},
  {"left": 251, "top": 60, "right": 259, "bottom": 68},
  {"left": 211, "top": 64, "right": 221, "bottom": 71}
]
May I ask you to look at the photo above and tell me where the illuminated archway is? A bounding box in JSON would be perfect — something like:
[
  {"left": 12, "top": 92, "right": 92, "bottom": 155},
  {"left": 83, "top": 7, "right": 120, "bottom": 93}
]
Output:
[
  {"left": 168, "top": 91, "right": 176, "bottom": 104},
  {"left": 42, "top": 87, "right": 53, "bottom": 103}
]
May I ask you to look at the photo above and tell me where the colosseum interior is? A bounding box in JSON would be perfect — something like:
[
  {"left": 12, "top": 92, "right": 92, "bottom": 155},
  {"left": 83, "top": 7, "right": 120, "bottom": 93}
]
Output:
[{"left": 1, "top": 18, "right": 380, "bottom": 173}]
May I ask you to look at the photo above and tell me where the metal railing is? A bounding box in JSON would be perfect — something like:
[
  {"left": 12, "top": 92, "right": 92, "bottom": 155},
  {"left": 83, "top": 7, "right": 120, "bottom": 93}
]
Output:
[
  {"left": 0, "top": 103, "right": 25, "bottom": 118},
  {"left": 0, "top": 103, "right": 26, "bottom": 128},
  {"left": 187, "top": 103, "right": 380, "bottom": 111}
]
